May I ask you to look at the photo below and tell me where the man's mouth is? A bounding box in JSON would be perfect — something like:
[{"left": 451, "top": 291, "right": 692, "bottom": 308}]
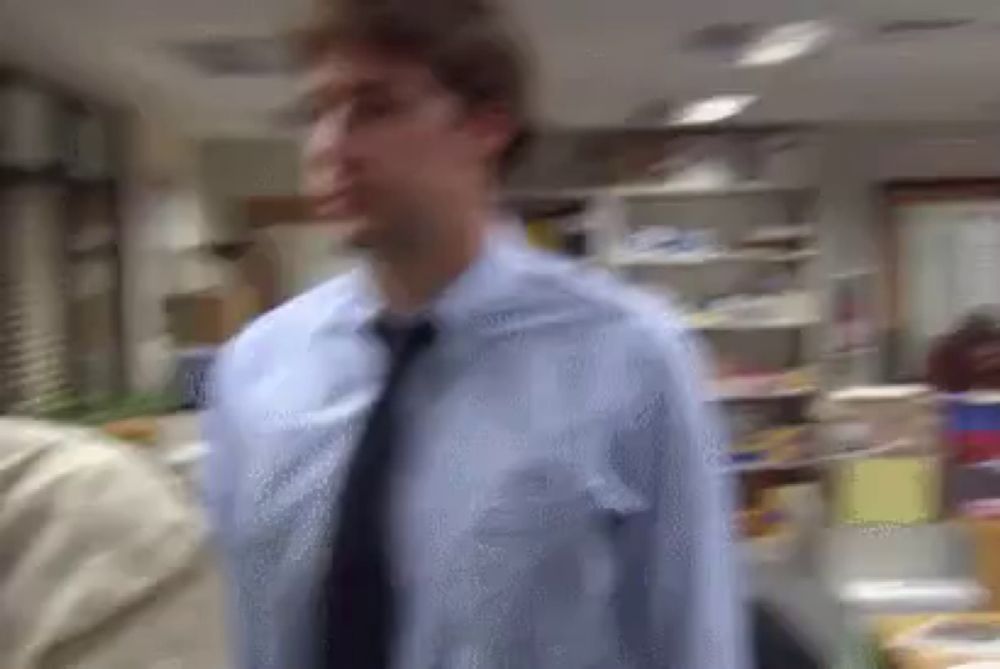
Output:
[{"left": 313, "top": 185, "right": 361, "bottom": 219}]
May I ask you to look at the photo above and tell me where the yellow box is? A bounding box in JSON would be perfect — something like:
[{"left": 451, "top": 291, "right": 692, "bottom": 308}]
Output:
[{"left": 836, "top": 457, "right": 940, "bottom": 525}]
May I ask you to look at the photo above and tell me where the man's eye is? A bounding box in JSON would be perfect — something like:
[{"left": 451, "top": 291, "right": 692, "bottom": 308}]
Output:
[
  {"left": 303, "top": 103, "right": 323, "bottom": 124},
  {"left": 353, "top": 96, "right": 397, "bottom": 121},
  {"left": 273, "top": 97, "right": 317, "bottom": 128}
]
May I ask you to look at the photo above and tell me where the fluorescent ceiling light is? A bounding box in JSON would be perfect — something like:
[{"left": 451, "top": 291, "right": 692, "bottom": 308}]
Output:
[
  {"left": 739, "top": 20, "right": 833, "bottom": 67},
  {"left": 669, "top": 95, "right": 757, "bottom": 126}
]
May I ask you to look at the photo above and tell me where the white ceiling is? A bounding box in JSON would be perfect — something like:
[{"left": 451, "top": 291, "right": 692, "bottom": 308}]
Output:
[{"left": 4, "top": 0, "right": 1000, "bottom": 136}]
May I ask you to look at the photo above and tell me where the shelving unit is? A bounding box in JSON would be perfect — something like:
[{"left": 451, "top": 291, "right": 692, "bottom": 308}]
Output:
[
  {"left": 692, "top": 318, "right": 820, "bottom": 332},
  {"left": 504, "top": 131, "right": 824, "bottom": 492},
  {"left": 724, "top": 438, "right": 914, "bottom": 474},
  {"left": 0, "top": 70, "right": 128, "bottom": 412},
  {"left": 505, "top": 180, "right": 808, "bottom": 203},
  {"left": 715, "top": 386, "right": 819, "bottom": 402},
  {"left": 609, "top": 248, "right": 819, "bottom": 268}
]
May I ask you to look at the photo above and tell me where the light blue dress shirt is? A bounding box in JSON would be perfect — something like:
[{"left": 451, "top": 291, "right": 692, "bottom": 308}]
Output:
[{"left": 203, "top": 227, "right": 749, "bottom": 669}]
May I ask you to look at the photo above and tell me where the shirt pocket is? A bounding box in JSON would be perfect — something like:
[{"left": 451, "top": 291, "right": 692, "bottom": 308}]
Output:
[
  {"left": 584, "top": 468, "right": 648, "bottom": 523},
  {"left": 438, "top": 459, "right": 623, "bottom": 665}
]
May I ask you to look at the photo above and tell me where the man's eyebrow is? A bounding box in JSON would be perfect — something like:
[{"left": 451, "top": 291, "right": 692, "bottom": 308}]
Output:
[
  {"left": 287, "top": 71, "right": 394, "bottom": 123},
  {"left": 299, "top": 62, "right": 361, "bottom": 99},
  {"left": 351, "top": 78, "right": 392, "bottom": 98},
  {"left": 289, "top": 77, "right": 351, "bottom": 120}
]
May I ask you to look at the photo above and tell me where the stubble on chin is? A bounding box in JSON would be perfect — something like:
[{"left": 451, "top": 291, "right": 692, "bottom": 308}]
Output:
[
  {"left": 354, "top": 218, "right": 434, "bottom": 265},
  {"left": 342, "top": 217, "right": 402, "bottom": 256},
  {"left": 343, "top": 219, "right": 376, "bottom": 250}
]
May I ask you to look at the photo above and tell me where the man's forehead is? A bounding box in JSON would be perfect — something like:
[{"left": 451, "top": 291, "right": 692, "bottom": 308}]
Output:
[{"left": 302, "top": 49, "right": 429, "bottom": 95}]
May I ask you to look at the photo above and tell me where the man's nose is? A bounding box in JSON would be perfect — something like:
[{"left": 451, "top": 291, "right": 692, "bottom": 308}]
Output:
[
  {"left": 308, "top": 110, "right": 348, "bottom": 163},
  {"left": 303, "top": 115, "right": 348, "bottom": 200},
  {"left": 315, "top": 111, "right": 370, "bottom": 174}
]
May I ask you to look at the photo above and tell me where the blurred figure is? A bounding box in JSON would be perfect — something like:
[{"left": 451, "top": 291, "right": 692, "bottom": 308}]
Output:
[
  {"left": 0, "top": 418, "right": 227, "bottom": 669},
  {"left": 202, "top": 0, "right": 747, "bottom": 668},
  {"left": 929, "top": 307, "right": 1000, "bottom": 392}
]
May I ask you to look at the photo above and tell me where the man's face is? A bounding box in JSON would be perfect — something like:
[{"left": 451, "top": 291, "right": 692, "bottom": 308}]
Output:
[{"left": 302, "top": 47, "right": 508, "bottom": 250}]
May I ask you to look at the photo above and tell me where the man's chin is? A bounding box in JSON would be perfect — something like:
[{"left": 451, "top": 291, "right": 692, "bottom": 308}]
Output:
[
  {"left": 343, "top": 219, "right": 421, "bottom": 258},
  {"left": 311, "top": 191, "right": 364, "bottom": 223},
  {"left": 341, "top": 218, "right": 388, "bottom": 251},
  {"left": 344, "top": 224, "right": 376, "bottom": 250}
]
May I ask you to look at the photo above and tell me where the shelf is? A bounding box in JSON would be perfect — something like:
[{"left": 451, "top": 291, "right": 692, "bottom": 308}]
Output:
[
  {"left": 742, "top": 229, "right": 815, "bottom": 246},
  {"left": 712, "top": 369, "right": 818, "bottom": 401},
  {"left": 504, "top": 181, "right": 809, "bottom": 203},
  {"left": 827, "top": 385, "right": 930, "bottom": 402},
  {"left": 691, "top": 318, "right": 821, "bottom": 332},
  {"left": 610, "top": 249, "right": 818, "bottom": 268},
  {"left": 727, "top": 458, "right": 821, "bottom": 473},
  {"left": 823, "top": 346, "right": 878, "bottom": 361},
  {"left": 68, "top": 244, "right": 118, "bottom": 260},
  {"left": 714, "top": 386, "right": 819, "bottom": 402},
  {"left": 0, "top": 165, "right": 118, "bottom": 188},
  {"left": 726, "top": 439, "right": 915, "bottom": 473}
]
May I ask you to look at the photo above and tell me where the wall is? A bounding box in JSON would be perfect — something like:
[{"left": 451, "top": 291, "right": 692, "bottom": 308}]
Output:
[
  {"left": 189, "top": 124, "right": 1000, "bottom": 259},
  {"left": 196, "top": 138, "right": 302, "bottom": 241},
  {"left": 124, "top": 133, "right": 306, "bottom": 392},
  {"left": 121, "top": 115, "right": 197, "bottom": 392},
  {"left": 818, "top": 123, "right": 1000, "bottom": 258},
  {"left": 815, "top": 123, "right": 1000, "bottom": 382},
  {"left": 815, "top": 123, "right": 1000, "bottom": 284},
  {"left": 516, "top": 124, "right": 1000, "bottom": 386},
  {"left": 119, "top": 113, "right": 269, "bottom": 392},
  {"left": 194, "top": 138, "right": 366, "bottom": 305},
  {"left": 872, "top": 125, "right": 1000, "bottom": 181},
  {"left": 183, "top": 124, "right": 1000, "bottom": 385},
  {"left": 258, "top": 225, "right": 360, "bottom": 300}
]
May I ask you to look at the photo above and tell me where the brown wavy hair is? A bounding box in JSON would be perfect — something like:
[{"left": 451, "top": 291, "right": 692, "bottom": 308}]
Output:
[{"left": 296, "top": 0, "right": 533, "bottom": 176}]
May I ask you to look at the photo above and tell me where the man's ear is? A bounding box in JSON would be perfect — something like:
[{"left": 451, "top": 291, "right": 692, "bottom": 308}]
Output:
[{"left": 464, "top": 104, "right": 516, "bottom": 164}]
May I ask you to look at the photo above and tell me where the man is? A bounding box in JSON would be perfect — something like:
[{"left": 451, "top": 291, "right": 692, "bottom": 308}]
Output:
[
  {"left": 929, "top": 308, "right": 1000, "bottom": 392},
  {"left": 2, "top": 418, "right": 227, "bottom": 669},
  {"left": 202, "top": 0, "right": 747, "bottom": 667}
]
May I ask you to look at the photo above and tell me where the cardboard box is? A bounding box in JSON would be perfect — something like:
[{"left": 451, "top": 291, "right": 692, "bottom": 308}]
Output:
[
  {"left": 823, "top": 385, "right": 941, "bottom": 453},
  {"left": 963, "top": 518, "right": 1000, "bottom": 611},
  {"left": 164, "top": 286, "right": 258, "bottom": 347},
  {"left": 835, "top": 457, "right": 941, "bottom": 525},
  {"left": 875, "top": 613, "right": 1000, "bottom": 669}
]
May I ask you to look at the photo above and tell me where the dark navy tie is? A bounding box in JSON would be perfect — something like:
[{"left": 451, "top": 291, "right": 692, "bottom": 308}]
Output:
[{"left": 321, "top": 319, "right": 436, "bottom": 669}]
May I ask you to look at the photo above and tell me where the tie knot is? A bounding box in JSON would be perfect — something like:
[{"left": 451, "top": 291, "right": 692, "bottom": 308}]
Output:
[{"left": 373, "top": 318, "right": 437, "bottom": 358}]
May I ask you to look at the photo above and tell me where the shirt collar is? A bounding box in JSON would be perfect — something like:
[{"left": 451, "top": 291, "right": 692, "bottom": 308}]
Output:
[{"left": 348, "top": 216, "right": 524, "bottom": 336}]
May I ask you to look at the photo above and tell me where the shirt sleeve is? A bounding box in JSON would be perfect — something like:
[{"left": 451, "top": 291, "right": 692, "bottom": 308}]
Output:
[
  {"left": 201, "top": 350, "right": 239, "bottom": 547},
  {"left": 201, "top": 350, "right": 257, "bottom": 669},
  {"left": 632, "top": 327, "right": 750, "bottom": 669}
]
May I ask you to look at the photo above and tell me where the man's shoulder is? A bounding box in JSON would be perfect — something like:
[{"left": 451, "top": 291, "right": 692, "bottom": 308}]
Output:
[
  {"left": 510, "top": 244, "right": 691, "bottom": 351},
  {"left": 514, "top": 248, "right": 717, "bottom": 417},
  {"left": 217, "top": 272, "right": 362, "bottom": 379}
]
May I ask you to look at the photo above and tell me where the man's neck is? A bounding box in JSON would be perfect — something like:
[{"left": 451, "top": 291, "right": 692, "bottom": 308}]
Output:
[{"left": 371, "top": 206, "right": 488, "bottom": 315}]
